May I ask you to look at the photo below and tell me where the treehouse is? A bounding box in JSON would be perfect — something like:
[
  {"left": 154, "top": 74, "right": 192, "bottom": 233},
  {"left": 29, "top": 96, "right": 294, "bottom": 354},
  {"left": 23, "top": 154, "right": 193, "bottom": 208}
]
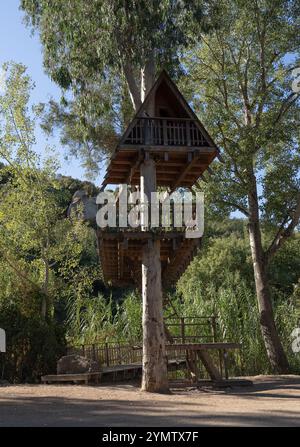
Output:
[
  {"left": 98, "top": 70, "right": 219, "bottom": 288},
  {"left": 102, "top": 70, "right": 218, "bottom": 190}
]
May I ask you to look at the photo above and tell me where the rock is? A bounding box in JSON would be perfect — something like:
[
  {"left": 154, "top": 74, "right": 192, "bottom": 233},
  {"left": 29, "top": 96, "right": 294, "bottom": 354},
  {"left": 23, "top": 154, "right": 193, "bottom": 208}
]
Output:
[
  {"left": 67, "top": 190, "right": 97, "bottom": 224},
  {"left": 57, "top": 354, "right": 100, "bottom": 375}
]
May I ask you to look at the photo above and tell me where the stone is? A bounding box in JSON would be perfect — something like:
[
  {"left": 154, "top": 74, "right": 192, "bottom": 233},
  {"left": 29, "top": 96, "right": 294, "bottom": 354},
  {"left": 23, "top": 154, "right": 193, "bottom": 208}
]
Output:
[
  {"left": 67, "top": 190, "right": 97, "bottom": 224},
  {"left": 57, "top": 354, "right": 100, "bottom": 375}
]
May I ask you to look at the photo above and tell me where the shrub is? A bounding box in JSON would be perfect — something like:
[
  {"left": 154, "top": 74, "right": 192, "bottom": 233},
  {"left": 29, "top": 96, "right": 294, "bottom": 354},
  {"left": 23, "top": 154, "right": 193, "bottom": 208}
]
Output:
[{"left": 0, "top": 304, "right": 66, "bottom": 383}]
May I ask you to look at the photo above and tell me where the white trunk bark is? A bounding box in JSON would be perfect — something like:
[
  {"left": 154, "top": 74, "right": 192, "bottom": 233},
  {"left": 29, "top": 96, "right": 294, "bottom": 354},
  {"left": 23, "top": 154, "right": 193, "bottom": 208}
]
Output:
[
  {"left": 141, "top": 53, "right": 155, "bottom": 109},
  {"left": 140, "top": 159, "right": 169, "bottom": 393},
  {"left": 123, "top": 63, "right": 142, "bottom": 111}
]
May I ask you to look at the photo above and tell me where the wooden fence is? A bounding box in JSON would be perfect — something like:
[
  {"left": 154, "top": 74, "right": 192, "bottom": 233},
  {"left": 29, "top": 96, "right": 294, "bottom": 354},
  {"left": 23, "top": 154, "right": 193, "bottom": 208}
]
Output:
[
  {"left": 67, "top": 341, "right": 142, "bottom": 367},
  {"left": 67, "top": 316, "right": 220, "bottom": 368}
]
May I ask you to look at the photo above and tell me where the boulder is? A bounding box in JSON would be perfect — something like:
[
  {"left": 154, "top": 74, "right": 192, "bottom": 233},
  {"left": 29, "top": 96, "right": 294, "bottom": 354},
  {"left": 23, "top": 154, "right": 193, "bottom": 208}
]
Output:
[
  {"left": 67, "top": 190, "right": 97, "bottom": 224},
  {"left": 57, "top": 354, "right": 100, "bottom": 375}
]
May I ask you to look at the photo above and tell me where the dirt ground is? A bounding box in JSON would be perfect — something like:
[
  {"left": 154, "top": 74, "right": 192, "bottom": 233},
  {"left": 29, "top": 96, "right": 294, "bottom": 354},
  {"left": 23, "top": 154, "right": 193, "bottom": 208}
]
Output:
[{"left": 0, "top": 375, "right": 299, "bottom": 427}]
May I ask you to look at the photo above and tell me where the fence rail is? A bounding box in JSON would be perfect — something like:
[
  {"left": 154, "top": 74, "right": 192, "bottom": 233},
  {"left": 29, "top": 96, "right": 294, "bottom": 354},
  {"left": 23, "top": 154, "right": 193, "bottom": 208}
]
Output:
[
  {"left": 124, "top": 117, "right": 208, "bottom": 147},
  {"left": 67, "top": 316, "right": 220, "bottom": 367},
  {"left": 67, "top": 342, "right": 142, "bottom": 367}
]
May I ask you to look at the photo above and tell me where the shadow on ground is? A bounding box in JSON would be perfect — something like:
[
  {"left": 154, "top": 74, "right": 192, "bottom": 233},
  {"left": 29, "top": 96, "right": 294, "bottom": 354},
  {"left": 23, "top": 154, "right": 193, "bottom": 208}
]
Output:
[{"left": 0, "top": 375, "right": 299, "bottom": 427}]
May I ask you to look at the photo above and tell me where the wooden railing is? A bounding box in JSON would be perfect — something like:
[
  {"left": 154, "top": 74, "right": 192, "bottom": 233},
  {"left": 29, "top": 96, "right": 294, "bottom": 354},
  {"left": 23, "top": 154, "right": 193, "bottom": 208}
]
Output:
[
  {"left": 164, "top": 316, "right": 218, "bottom": 344},
  {"left": 66, "top": 317, "right": 243, "bottom": 379},
  {"left": 67, "top": 341, "right": 142, "bottom": 367},
  {"left": 123, "top": 117, "right": 208, "bottom": 147},
  {"left": 67, "top": 317, "right": 218, "bottom": 367}
]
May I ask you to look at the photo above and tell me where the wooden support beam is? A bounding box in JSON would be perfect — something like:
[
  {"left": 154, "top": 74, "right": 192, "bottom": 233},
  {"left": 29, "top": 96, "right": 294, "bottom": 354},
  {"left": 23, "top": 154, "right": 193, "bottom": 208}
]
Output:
[
  {"left": 197, "top": 350, "right": 222, "bottom": 381},
  {"left": 171, "top": 152, "right": 201, "bottom": 191},
  {"left": 126, "top": 152, "right": 143, "bottom": 184},
  {"left": 119, "top": 145, "right": 216, "bottom": 153}
]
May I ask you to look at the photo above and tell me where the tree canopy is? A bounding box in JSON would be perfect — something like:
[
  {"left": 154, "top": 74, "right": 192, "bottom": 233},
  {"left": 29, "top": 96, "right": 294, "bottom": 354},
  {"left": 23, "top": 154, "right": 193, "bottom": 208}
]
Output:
[{"left": 21, "top": 0, "right": 218, "bottom": 176}]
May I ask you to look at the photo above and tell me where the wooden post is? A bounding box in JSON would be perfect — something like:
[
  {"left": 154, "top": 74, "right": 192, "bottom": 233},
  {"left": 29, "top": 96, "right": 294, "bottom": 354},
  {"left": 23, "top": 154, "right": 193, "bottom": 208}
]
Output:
[
  {"left": 223, "top": 349, "right": 229, "bottom": 379},
  {"left": 212, "top": 315, "right": 223, "bottom": 377},
  {"left": 186, "top": 120, "right": 191, "bottom": 146},
  {"left": 163, "top": 119, "right": 168, "bottom": 145},
  {"left": 140, "top": 157, "right": 169, "bottom": 393},
  {"left": 105, "top": 342, "right": 109, "bottom": 367},
  {"left": 180, "top": 317, "right": 185, "bottom": 343}
]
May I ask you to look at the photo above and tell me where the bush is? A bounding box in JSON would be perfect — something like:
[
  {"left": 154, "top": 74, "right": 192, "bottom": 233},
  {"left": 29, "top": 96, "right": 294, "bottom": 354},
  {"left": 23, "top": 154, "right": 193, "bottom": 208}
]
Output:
[{"left": 0, "top": 304, "right": 66, "bottom": 383}]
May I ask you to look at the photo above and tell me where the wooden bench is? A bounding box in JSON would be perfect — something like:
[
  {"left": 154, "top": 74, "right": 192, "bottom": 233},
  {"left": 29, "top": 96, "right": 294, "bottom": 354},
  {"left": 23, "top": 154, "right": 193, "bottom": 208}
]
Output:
[{"left": 41, "top": 371, "right": 102, "bottom": 385}]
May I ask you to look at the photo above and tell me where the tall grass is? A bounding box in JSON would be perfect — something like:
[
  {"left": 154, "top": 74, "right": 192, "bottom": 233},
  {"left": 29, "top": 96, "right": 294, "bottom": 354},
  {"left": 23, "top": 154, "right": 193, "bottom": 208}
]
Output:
[{"left": 66, "top": 291, "right": 142, "bottom": 345}]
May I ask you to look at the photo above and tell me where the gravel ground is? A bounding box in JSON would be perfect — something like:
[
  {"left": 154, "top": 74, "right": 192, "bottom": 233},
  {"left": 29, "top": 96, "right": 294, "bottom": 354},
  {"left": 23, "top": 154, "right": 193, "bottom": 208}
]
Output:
[{"left": 0, "top": 375, "right": 299, "bottom": 427}]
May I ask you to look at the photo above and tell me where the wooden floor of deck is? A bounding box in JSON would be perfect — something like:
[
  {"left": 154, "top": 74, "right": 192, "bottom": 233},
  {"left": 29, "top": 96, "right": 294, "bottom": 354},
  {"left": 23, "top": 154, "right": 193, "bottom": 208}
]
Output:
[{"left": 41, "top": 359, "right": 186, "bottom": 385}]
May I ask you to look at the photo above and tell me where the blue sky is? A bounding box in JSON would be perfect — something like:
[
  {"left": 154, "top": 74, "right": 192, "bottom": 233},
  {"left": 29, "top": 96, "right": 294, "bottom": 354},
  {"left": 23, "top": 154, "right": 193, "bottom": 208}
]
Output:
[{"left": 0, "top": 0, "right": 95, "bottom": 183}]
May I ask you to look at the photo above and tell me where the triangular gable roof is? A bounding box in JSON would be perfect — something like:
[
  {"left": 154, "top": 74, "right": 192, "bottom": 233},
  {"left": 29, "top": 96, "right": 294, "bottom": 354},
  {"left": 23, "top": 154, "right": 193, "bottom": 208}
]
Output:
[
  {"left": 118, "top": 69, "right": 218, "bottom": 151},
  {"left": 101, "top": 70, "right": 220, "bottom": 190}
]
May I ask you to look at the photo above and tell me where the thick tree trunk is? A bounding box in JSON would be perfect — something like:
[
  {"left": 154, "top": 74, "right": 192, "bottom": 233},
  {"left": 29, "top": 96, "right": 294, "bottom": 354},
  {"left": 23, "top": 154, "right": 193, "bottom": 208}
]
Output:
[
  {"left": 247, "top": 175, "right": 290, "bottom": 374},
  {"left": 141, "top": 238, "right": 169, "bottom": 392},
  {"left": 140, "top": 158, "right": 169, "bottom": 393},
  {"left": 139, "top": 58, "right": 168, "bottom": 393}
]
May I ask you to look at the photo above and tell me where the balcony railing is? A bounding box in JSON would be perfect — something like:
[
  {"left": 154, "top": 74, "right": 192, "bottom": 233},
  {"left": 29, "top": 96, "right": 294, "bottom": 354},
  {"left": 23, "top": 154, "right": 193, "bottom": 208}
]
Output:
[{"left": 123, "top": 117, "right": 208, "bottom": 147}]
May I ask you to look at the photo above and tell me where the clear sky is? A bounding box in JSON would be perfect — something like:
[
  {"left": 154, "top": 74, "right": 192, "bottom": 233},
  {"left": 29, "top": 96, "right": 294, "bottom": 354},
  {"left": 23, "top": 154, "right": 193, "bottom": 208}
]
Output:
[{"left": 0, "top": 0, "right": 96, "bottom": 183}]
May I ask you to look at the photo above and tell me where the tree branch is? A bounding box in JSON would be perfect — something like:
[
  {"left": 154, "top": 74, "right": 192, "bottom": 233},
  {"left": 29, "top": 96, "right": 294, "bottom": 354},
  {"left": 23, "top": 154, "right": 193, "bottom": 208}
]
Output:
[
  {"left": 219, "top": 199, "right": 250, "bottom": 217},
  {"left": 123, "top": 62, "right": 142, "bottom": 111},
  {"left": 0, "top": 251, "right": 40, "bottom": 291},
  {"left": 265, "top": 191, "right": 300, "bottom": 261},
  {"left": 273, "top": 92, "right": 300, "bottom": 125}
]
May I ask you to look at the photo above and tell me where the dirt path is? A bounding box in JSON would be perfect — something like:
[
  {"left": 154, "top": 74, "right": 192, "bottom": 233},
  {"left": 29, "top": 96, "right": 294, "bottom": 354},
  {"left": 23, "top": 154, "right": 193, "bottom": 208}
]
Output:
[{"left": 0, "top": 375, "right": 299, "bottom": 427}]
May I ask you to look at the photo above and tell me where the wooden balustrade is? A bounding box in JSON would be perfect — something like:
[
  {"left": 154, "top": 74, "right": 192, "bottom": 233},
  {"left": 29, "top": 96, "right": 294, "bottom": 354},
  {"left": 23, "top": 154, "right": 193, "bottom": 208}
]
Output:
[{"left": 124, "top": 117, "right": 208, "bottom": 147}]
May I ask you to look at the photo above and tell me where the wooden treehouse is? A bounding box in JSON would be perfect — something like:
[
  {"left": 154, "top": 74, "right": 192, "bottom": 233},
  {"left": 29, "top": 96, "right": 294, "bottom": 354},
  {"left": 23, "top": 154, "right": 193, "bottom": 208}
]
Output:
[
  {"left": 97, "top": 70, "right": 233, "bottom": 392},
  {"left": 98, "top": 70, "right": 219, "bottom": 289}
]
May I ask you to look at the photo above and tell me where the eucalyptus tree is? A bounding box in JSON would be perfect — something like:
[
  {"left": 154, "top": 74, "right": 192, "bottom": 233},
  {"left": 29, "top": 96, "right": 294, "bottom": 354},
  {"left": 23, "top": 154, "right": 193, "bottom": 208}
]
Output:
[
  {"left": 183, "top": 0, "right": 300, "bottom": 372},
  {"left": 21, "top": 0, "right": 216, "bottom": 176}
]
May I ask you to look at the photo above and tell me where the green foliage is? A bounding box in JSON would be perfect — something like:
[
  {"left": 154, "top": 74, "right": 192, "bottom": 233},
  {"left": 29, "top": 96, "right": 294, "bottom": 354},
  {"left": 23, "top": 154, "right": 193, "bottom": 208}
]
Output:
[
  {"left": 0, "top": 62, "right": 101, "bottom": 381},
  {"left": 0, "top": 302, "right": 66, "bottom": 383},
  {"left": 0, "top": 2, "right": 299, "bottom": 380},
  {"left": 176, "top": 221, "right": 300, "bottom": 374},
  {"left": 20, "top": 0, "right": 219, "bottom": 176},
  {"left": 179, "top": 0, "right": 299, "bottom": 370},
  {"left": 66, "top": 291, "right": 142, "bottom": 345},
  {"left": 182, "top": 0, "right": 299, "bottom": 227}
]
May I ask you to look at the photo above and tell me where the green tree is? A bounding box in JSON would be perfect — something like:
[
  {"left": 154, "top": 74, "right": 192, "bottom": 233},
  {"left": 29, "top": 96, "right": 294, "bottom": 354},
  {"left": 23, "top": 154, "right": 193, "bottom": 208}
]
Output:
[
  {"left": 0, "top": 62, "right": 105, "bottom": 381},
  {"left": 183, "top": 0, "right": 300, "bottom": 372},
  {"left": 177, "top": 223, "right": 300, "bottom": 375},
  {"left": 21, "top": 0, "right": 217, "bottom": 176},
  {"left": 0, "top": 62, "right": 97, "bottom": 320}
]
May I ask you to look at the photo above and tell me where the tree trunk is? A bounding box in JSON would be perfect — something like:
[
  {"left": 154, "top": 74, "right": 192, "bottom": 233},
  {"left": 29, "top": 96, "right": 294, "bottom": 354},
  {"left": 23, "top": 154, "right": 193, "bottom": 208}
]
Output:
[
  {"left": 141, "top": 53, "right": 155, "bottom": 105},
  {"left": 139, "top": 58, "right": 168, "bottom": 392},
  {"left": 140, "top": 158, "right": 169, "bottom": 393},
  {"left": 123, "top": 63, "right": 142, "bottom": 111},
  {"left": 41, "top": 256, "right": 50, "bottom": 320},
  {"left": 247, "top": 175, "right": 290, "bottom": 374}
]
